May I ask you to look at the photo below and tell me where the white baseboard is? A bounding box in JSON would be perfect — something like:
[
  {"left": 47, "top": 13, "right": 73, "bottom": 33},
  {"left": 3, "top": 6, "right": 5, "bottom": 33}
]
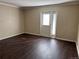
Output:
[
  {"left": 25, "top": 32, "right": 50, "bottom": 38},
  {"left": 25, "top": 32, "right": 75, "bottom": 42},
  {"left": 76, "top": 44, "right": 79, "bottom": 58},
  {"left": 55, "top": 37, "right": 75, "bottom": 42},
  {"left": 0, "top": 33, "right": 23, "bottom": 40}
]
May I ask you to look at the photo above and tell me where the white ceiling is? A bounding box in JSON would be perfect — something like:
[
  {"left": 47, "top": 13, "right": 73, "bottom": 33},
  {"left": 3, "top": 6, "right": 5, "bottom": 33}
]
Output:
[{"left": 0, "top": 0, "right": 78, "bottom": 7}]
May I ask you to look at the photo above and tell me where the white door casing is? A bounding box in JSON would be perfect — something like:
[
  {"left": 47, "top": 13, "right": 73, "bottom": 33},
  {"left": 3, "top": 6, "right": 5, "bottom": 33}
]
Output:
[{"left": 40, "top": 11, "right": 57, "bottom": 37}]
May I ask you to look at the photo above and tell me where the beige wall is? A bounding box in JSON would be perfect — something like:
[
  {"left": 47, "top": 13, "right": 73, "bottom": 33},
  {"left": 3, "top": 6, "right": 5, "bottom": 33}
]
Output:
[
  {"left": 0, "top": 3, "right": 78, "bottom": 42},
  {"left": 0, "top": 5, "right": 24, "bottom": 40},
  {"left": 23, "top": 5, "right": 79, "bottom": 42}
]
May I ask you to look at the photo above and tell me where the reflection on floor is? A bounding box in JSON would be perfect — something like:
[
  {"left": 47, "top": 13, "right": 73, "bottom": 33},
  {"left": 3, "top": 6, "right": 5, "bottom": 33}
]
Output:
[{"left": 0, "top": 34, "right": 78, "bottom": 59}]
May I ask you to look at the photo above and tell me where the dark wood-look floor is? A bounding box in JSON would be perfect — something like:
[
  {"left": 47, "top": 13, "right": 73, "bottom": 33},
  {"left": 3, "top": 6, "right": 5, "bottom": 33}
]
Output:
[{"left": 0, "top": 34, "right": 78, "bottom": 59}]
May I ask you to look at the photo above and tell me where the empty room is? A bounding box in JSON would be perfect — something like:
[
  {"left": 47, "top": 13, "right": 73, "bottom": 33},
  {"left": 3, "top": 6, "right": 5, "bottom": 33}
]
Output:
[{"left": 0, "top": 0, "right": 79, "bottom": 59}]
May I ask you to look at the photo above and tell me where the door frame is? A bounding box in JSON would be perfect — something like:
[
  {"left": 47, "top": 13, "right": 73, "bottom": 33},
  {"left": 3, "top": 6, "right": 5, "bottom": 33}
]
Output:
[{"left": 40, "top": 11, "right": 57, "bottom": 38}]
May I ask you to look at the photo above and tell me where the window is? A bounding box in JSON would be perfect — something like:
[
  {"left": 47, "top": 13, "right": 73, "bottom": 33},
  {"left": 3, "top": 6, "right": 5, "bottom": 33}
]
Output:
[{"left": 42, "top": 13, "right": 50, "bottom": 26}]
